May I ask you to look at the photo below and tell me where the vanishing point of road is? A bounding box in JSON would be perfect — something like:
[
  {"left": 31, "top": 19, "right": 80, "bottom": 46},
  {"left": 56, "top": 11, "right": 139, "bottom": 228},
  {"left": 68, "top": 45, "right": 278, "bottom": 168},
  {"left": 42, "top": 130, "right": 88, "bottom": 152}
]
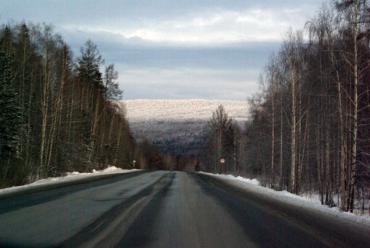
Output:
[{"left": 0, "top": 171, "right": 369, "bottom": 248}]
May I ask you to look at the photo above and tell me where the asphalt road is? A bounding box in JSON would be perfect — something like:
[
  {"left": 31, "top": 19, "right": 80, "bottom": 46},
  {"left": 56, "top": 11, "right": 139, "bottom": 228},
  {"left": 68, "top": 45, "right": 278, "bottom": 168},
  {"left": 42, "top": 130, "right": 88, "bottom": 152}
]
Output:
[{"left": 0, "top": 171, "right": 369, "bottom": 248}]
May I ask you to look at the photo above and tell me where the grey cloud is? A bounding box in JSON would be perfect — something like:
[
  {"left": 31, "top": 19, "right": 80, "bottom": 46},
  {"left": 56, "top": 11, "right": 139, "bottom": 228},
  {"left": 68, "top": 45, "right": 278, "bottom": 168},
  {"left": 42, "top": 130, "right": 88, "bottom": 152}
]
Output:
[
  {"left": 61, "top": 27, "right": 280, "bottom": 69},
  {"left": 0, "top": 0, "right": 326, "bottom": 100},
  {"left": 1, "top": 0, "right": 324, "bottom": 24},
  {"left": 118, "top": 67, "right": 260, "bottom": 100}
]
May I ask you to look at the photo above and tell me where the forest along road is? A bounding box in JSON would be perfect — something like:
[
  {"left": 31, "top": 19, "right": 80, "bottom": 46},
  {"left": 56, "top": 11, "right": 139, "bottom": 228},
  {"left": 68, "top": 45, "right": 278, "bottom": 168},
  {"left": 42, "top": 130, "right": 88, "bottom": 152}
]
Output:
[{"left": 0, "top": 171, "right": 369, "bottom": 248}]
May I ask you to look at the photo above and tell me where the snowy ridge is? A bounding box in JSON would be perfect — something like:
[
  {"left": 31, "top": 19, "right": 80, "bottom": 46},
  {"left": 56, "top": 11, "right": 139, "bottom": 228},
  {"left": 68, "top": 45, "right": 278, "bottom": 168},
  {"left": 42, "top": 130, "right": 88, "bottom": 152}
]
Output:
[
  {"left": 119, "top": 99, "right": 249, "bottom": 154},
  {"left": 120, "top": 99, "right": 249, "bottom": 122},
  {"left": 200, "top": 172, "right": 370, "bottom": 228}
]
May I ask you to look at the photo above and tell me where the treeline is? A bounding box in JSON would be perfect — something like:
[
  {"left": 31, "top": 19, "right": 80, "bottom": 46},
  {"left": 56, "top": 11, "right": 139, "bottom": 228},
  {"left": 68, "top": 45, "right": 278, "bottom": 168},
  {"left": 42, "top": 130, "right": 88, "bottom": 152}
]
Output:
[
  {"left": 0, "top": 23, "right": 147, "bottom": 187},
  {"left": 202, "top": 1, "right": 370, "bottom": 213}
]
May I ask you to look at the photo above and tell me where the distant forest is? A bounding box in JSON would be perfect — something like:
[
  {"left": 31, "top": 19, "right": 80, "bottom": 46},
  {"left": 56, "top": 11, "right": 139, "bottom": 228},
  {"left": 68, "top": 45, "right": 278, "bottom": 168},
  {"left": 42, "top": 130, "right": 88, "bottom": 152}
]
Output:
[
  {"left": 0, "top": 23, "right": 162, "bottom": 187},
  {"left": 202, "top": 1, "right": 370, "bottom": 214}
]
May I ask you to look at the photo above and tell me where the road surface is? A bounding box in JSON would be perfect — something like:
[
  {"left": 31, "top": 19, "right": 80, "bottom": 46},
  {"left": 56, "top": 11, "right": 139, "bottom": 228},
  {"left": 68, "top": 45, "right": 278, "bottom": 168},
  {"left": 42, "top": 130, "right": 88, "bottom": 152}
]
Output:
[{"left": 0, "top": 171, "right": 369, "bottom": 248}]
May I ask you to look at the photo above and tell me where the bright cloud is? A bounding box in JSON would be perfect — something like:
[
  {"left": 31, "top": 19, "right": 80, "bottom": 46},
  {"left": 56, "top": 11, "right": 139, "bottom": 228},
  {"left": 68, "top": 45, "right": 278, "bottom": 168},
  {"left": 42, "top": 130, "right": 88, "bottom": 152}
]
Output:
[{"left": 62, "top": 8, "right": 310, "bottom": 44}]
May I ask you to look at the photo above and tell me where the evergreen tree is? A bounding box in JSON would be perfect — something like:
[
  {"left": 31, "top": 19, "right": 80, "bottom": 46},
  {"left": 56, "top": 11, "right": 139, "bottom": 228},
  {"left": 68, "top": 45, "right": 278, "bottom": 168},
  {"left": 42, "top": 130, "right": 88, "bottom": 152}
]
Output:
[
  {"left": 204, "top": 105, "right": 236, "bottom": 173},
  {"left": 0, "top": 51, "right": 22, "bottom": 181},
  {"left": 0, "top": 26, "right": 14, "bottom": 56},
  {"left": 104, "top": 64, "right": 122, "bottom": 100},
  {"left": 77, "top": 40, "right": 104, "bottom": 88}
]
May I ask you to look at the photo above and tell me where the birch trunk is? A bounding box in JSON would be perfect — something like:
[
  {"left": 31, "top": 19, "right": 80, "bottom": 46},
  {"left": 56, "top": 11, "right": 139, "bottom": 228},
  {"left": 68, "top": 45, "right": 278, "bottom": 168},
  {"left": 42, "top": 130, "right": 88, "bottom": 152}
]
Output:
[
  {"left": 39, "top": 48, "right": 50, "bottom": 177},
  {"left": 271, "top": 81, "right": 276, "bottom": 187},
  {"left": 290, "top": 69, "right": 297, "bottom": 193},
  {"left": 349, "top": 0, "right": 360, "bottom": 212}
]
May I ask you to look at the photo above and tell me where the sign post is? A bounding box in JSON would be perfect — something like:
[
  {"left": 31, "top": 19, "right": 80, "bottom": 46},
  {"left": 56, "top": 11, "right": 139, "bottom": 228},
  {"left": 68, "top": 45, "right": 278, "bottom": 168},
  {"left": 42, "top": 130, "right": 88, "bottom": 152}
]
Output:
[{"left": 219, "top": 158, "right": 225, "bottom": 173}]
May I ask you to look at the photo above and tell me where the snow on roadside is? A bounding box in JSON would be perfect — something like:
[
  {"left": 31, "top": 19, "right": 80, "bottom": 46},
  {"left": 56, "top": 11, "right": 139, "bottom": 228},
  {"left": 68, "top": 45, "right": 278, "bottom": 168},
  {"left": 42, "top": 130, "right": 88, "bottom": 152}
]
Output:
[
  {"left": 0, "top": 167, "right": 141, "bottom": 195},
  {"left": 199, "top": 171, "right": 370, "bottom": 228},
  {"left": 211, "top": 174, "right": 260, "bottom": 186}
]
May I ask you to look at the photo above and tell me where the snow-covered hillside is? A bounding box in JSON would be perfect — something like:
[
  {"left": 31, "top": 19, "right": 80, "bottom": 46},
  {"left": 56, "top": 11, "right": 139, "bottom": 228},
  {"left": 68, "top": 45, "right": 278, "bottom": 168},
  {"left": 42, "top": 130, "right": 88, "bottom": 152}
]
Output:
[
  {"left": 122, "top": 99, "right": 249, "bottom": 122},
  {"left": 118, "top": 100, "right": 249, "bottom": 155}
]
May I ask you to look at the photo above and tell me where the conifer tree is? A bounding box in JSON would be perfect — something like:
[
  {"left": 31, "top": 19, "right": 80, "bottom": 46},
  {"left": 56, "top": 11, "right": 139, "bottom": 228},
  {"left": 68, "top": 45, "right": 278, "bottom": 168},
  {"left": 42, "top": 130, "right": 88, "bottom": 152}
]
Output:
[{"left": 0, "top": 51, "right": 22, "bottom": 182}]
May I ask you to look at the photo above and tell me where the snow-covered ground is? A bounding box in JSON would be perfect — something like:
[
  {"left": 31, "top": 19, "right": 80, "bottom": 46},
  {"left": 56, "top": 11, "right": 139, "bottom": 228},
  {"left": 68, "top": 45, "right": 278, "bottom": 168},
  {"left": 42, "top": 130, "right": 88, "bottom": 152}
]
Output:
[
  {"left": 0, "top": 167, "right": 141, "bottom": 196},
  {"left": 200, "top": 172, "right": 370, "bottom": 228}
]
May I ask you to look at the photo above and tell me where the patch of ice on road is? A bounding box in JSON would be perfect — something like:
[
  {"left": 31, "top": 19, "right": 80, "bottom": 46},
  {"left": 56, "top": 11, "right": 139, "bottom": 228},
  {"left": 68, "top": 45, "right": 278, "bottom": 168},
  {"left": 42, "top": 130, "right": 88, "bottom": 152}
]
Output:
[
  {"left": 0, "top": 166, "right": 141, "bottom": 195},
  {"left": 199, "top": 171, "right": 370, "bottom": 228}
]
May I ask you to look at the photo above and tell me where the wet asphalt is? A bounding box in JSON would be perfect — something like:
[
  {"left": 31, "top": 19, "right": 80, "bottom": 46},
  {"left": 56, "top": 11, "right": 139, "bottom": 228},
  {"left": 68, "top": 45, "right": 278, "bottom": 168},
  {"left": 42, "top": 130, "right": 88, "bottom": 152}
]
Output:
[{"left": 0, "top": 171, "right": 369, "bottom": 248}]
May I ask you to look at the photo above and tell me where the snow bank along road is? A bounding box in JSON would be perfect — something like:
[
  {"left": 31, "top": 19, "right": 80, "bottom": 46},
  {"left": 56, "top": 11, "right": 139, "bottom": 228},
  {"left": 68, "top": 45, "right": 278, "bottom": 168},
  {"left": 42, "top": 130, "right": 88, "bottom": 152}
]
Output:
[{"left": 0, "top": 171, "right": 369, "bottom": 248}]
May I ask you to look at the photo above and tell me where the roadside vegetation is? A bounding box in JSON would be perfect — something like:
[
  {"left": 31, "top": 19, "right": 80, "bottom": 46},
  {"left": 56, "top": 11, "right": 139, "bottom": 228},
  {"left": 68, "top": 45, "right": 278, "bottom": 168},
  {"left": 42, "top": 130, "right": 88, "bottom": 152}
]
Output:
[
  {"left": 0, "top": 23, "right": 161, "bottom": 187},
  {"left": 202, "top": 1, "right": 370, "bottom": 214}
]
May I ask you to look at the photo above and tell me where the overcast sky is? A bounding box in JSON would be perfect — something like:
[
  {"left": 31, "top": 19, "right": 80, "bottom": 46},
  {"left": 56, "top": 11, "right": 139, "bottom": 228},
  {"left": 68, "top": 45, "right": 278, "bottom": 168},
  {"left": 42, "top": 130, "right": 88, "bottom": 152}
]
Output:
[{"left": 1, "top": 0, "right": 326, "bottom": 100}]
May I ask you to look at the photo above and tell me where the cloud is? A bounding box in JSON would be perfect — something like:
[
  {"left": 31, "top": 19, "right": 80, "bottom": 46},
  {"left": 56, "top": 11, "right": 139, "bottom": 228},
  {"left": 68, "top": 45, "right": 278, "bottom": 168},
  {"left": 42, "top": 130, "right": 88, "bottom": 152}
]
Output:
[
  {"left": 2, "top": 0, "right": 324, "bottom": 45},
  {"left": 61, "top": 7, "right": 311, "bottom": 44},
  {"left": 117, "top": 67, "right": 259, "bottom": 100},
  {"left": 0, "top": 0, "right": 326, "bottom": 100},
  {"left": 0, "top": 0, "right": 324, "bottom": 25},
  {"left": 49, "top": 24, "right": 277, "bottom": 100}
]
